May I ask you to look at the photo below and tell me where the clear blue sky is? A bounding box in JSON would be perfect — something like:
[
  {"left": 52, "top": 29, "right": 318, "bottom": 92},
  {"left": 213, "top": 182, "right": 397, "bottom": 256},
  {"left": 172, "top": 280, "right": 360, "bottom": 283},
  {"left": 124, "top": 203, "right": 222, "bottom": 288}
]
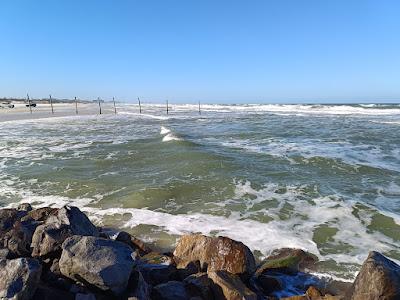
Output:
[{"left": 0, "top": 0, "right": 399, "bottom": 103}]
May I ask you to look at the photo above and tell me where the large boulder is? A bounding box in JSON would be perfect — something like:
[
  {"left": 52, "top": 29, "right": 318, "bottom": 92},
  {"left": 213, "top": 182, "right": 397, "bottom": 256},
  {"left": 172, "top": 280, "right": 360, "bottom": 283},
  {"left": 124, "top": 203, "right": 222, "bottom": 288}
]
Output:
[
  {"left": 2, "top": 220, "right": 38, "bottom": 257},
  {"left": 173, "top": 234, "right": 256, "bottom": 279},
  {"left": 346, "top": 251, "right": 400, "bottom": 300},
  {"left": 31, "top": 224, "right": 72, "bottom": 258},
  {"left": 59, "top": 235, "right": 135, "bottom": 295},
  {"left": 22, "top": 207, "right": 58, "bottom": 222},
  {"left": 0, "top": 258, "right": 42, "bottom": 300},
  {"left": 0, "top": 209, "right": 25, "bottom": 232},
  {"left": 208, "top": 270, "right": 257, "bottom": 300},
  {"left": 30, "top": 206, "right": 99, "bottom": 258},
  {"left": 46, "top": 206, "right": 98, "bottom": 237}
]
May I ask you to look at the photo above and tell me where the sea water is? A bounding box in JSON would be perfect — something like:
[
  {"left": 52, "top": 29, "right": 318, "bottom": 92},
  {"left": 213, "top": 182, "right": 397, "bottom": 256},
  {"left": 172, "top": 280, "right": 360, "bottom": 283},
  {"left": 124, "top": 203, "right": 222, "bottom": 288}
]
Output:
[{"left": 1, "top": 103, "right": 400, "bottom": 281}]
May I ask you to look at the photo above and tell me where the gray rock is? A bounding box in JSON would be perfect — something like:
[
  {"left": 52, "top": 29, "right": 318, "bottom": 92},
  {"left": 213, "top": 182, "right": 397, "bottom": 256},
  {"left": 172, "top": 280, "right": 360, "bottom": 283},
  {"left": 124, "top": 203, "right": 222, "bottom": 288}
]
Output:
[
  {"left": 0, "top": 209, "right": 24, "bottom": 232},
  {"left": 31, "top": 223, "right": 72, "bottom": 257},
  {"left": 30, "top": 206, "right": 99, "bottom": 258},
  {"left": 46, "top": 206, "right": 99, "bottom": 237},
  {"left": 32, "top": 285, "right": 75, "bottom": 300},
  {"left": 59, "top": 235, "right": 135, "bottom": 295},
  {"left": 22, "top": 207, "right": 58, "bottom": 222},
  {"left": 0, "top": 258, "right": 42, "bottom": 300},
  {"left": 0, "top": 248, "right": 10, "bottom": 259},
  {"left": 152, "top": 281, "right": 190, "bottom": 300},
  {"left": 347, "top": 251, "right": 400, "bottom": 300}
]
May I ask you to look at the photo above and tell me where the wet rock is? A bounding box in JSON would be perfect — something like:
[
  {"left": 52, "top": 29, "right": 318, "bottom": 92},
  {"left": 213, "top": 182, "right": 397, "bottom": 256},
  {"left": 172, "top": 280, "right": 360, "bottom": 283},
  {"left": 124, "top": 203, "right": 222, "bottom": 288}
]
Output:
[
  {"left": 75, "top": 293, "right": 96, "bottom": 300},
  {"left": 18, "top": 203, "right": 33, "bottom": 212},
  {"left": 173, "top": 234, "right": 256, "bottom": 279},
  {"left": 116, "top": 231, "right": 152, "bottom": 256},
  {"left": 256, "top": 248, "right": 318, "bottom": 276},
  {"left": 0, "top": 257, "right": 42, "bottom": 300},
  {"left": 208, "top": 270, "right": 257, "bottom": 300},
  {"left": 140, "top": 251, "right": 174, "bottom": 265},
  {"left": 183, "top": 273, "right": 216, "bottom": 299},
  {"left": 346, "top": 251, "right": 400, "bottom": 300},
  {"left": 152, "top": 281, "right": 190, "bottom": 300},
  {"left": 59, "top": 235, "right": 135, "bottom": 295}
]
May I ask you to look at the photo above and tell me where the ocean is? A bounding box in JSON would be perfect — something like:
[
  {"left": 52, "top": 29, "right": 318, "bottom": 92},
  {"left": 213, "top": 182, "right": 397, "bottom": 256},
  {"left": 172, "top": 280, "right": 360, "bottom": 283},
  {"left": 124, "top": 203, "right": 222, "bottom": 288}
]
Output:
[{"left": 1, "top": 103, "right": 400, "bottom": 281}]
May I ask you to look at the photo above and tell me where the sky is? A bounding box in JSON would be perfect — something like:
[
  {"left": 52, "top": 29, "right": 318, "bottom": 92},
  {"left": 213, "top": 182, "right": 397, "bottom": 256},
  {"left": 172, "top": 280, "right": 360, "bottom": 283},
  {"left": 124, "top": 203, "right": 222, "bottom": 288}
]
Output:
[{"left": 0, "top": 0, "right": 399, "bottom": 103}]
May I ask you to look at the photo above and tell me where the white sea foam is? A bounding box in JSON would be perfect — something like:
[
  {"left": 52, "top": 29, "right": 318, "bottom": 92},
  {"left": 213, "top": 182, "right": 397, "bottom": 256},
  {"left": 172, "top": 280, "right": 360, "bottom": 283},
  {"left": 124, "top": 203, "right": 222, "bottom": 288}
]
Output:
[
  {"left": 160, "top": 126, "right": 171, "bottom": 135},
  {"left": 162, "top": 133, "right": 183, "bottom": 142}
]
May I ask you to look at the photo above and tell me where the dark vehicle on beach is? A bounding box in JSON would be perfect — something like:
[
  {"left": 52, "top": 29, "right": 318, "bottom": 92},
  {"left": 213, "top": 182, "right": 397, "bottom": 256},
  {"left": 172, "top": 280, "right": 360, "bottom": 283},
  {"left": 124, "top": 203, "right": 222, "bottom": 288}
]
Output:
[{"left": 26, "top": 103, "right": 37, "bottom": 107}]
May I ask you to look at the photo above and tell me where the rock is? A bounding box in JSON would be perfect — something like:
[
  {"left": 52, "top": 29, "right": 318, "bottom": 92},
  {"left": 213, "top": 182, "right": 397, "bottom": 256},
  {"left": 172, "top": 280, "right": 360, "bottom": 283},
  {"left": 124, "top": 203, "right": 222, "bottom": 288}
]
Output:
[
  {"left": 141, "top": 252, "right": 174, "bottom": 265},
  {"left": 2, "top": 220, "right": 38, "bottom": 257},
  {"left": 31, "top": 223, "right": 72, "bottom": 257},
  {"left": 18, "top": 203, "right": 33, "bottom": 212},
  {"left": 256, "top": 248, "right": 318, "bottom": 276},
  {"left": 173, "top": 234, "right": 256, "bottom": 279},
  {"left": 306, "top": 286, "right": 322, "bottom": 299},
  {"left": 32, "top": 284, "right": 75, "bottom": 300},
  {"left": 30, "top": 206, "right": 99, "bottom": 258},
  {"left": 138, "top": 263, "right": 178, "bottom": 286},
  {"left": 116, "top": 231, "right": 152, "bottom": 256},
  {"left": 152, "top": 281, "right": 190, "bottom": 300},
  {"left": 346, "top": 251, "right": 400, "bottom": 300},
  {"left": 183, "top": 273, "right": 216, "bottom": 299},
  {"left": 23, "top": 207, "right": 58, "bottom": 222},
  {"left": 75, "top": 293, "right": 96, "bottom": 300},
  {"left": 0, "top": 248, "right": 10, "bottom": 259},
  {"left": 281, "top": 296, "right": 308, "bottom": 300},
  {"left": 0, "top": 209, "right": 25, "bottom": 232},
  {"left": 59, "top": 235, "right": 135, "bottom": 295},
  {"left": 256, "top": 274, "right": 282, "bottom": 295},
  {"left": 46, "top": 206, "right": 99, "bottom": 237},
  {"left": 128, "top": 270, "right": 151, "bottom": 300},
  {"left": 208, "top": 270, "right": 257, "bottom": 300},
  {"left": 0, "top": 258, "right": 42, "bottom": 300}
]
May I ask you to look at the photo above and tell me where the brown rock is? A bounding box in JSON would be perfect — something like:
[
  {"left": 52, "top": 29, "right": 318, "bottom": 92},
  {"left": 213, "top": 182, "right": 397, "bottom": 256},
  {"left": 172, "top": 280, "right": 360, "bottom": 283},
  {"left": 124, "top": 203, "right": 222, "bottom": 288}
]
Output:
[
  {"left": 306, "top": 286, "right": 322, "bottom": 299},
  {"left": 23, "top": 207, "right": 58, "bottom": 222},
  {"left": 116, "top": 231, "right": 152, "bottom": 256},
  {"left": 173, "top": 234, "right": 256, "bottom": 279},
  {"left": 208, "top": 270, "right": 257, "bottom": 300},
  {"left": 346, "top": 251, "right": 400, "bottom": 300}
]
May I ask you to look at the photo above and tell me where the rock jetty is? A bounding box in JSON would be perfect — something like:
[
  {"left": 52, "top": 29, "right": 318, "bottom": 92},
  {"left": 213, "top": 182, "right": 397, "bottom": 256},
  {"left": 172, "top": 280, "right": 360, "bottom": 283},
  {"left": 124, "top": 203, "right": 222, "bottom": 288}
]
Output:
[{"left": 0, "top": 204, "right": 399, "bottom": 299}]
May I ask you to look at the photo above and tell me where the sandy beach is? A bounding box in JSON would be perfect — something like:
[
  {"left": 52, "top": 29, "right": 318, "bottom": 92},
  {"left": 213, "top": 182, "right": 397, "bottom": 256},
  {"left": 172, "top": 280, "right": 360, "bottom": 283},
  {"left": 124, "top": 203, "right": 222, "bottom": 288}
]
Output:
[{"left": 0, "top": 102, "right": 117, "bottom": 122}]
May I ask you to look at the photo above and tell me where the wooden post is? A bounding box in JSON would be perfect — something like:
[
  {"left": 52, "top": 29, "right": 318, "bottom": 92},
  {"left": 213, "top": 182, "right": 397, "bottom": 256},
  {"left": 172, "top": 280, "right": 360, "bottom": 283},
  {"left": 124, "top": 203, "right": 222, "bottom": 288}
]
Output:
[
  {"left": 49, "top": 95, "right": 54, "bottom": 114},
  {"left": 198, "top": 101, "right": 201, "bottom": 115},
  {"left": 138, "top": 97, "right": 142, "bottom": 114},
  {"left": 166, "top": 100, "right": 169, "bottom": 115},
  {"left": 98, "top": 97, "right": 102, "bottom": 115},
  {"left": 27, "top": 94, "right": 32, "bottom": 114},
  {"left": 113, "top": 97, "right": 117, "bottom": 114}
]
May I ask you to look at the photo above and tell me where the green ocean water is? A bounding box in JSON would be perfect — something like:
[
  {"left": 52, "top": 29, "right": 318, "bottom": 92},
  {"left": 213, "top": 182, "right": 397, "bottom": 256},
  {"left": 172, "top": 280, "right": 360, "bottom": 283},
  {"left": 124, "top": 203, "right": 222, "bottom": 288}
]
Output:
[{"left": 1, "top": 103, "right": 400, "bottom": 281}]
